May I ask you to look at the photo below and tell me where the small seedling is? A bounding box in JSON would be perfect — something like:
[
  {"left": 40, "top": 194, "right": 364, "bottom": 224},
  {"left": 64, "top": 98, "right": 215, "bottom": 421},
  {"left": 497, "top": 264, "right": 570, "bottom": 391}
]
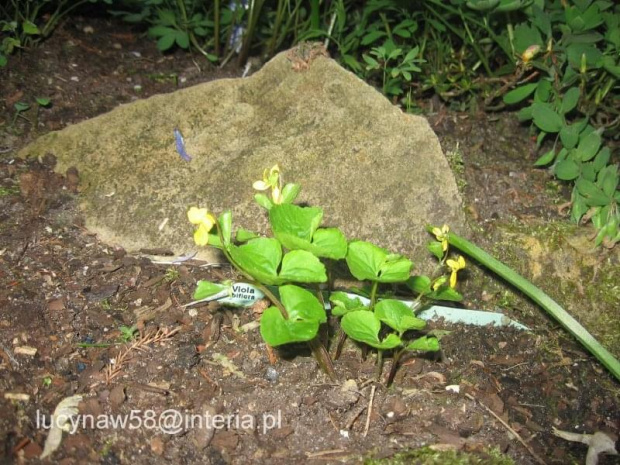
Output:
[
  {"left": 11, "top": 102, "right": 30, "bottom": 126},
  {"left": 118, "top": 325, "right": 138, "bottom": 342},
  {"left": 42, "top": 376, "right": 52, "bottom": 387},
  {"left": 164, "top": 267, "right": 180, "bottom": 282}
]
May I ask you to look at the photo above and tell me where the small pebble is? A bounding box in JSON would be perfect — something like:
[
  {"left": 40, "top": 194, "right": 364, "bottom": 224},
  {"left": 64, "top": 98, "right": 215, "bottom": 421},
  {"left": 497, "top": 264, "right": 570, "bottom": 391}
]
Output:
[{"left": 265, "top": 367, "right": 278, "bottom": 383}]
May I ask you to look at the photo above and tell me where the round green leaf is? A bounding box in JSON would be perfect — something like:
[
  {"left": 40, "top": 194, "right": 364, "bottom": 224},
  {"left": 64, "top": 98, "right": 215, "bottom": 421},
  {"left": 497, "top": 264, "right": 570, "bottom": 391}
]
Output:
[
  {"left": 279, "top": 250, "right": 327, "bottom": 283},
  {"left": 532, "top": 103, "right": 564, "bottom": 133},
  {"left": 559, "top": 124, "right": 580, "bottom": 150},
  {"left": 229, "top": 238, "right": 281, "bottom": 284},
  {"left": 554, "top": 160, "right": 581, "bottom": 180},
  {"left": 560, "top": 87, "right": 580, "bottom": 114},
  {"left": 260, "top": 306, "right": 320, "bottom": 346},
  {"left": 575, "top": 130, "right": 601, "bottom": 162},
  {"left": 341, "top": 311, "right": 401, "bottom": 350},
  {"left": 375, "top": 299, "right": 425, "bottom": 333}
]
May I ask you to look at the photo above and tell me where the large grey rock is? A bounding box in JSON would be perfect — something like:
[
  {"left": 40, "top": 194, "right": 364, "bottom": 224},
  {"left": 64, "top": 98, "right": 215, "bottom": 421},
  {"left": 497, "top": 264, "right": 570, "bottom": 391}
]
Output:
[{"left": 19, "top": 45, "right": 467, "bottom": 273}]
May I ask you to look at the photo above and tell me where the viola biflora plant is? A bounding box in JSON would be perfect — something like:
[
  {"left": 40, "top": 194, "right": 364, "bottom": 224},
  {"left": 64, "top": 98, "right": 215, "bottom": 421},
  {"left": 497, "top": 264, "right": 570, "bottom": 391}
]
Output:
[{"left": 187, "top": 165, "right": 466, "bottom": 384}]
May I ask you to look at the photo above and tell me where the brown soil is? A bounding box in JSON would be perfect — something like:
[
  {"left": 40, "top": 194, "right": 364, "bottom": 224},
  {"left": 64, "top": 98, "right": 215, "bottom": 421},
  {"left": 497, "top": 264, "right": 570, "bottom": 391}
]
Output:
[{"left": 1, "top": 14, "right": 619, "bottom": 465}]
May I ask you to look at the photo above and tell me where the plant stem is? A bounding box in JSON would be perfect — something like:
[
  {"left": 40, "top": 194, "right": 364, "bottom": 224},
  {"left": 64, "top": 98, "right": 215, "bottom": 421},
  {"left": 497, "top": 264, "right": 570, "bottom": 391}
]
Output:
[
  {"left": 369, "top": 280, "right": 379, "bottom": 310},
  {"left": 386, "top": 348, "right": 404, "bottom": 387},
  {"left": 375, "top": 349, "right": 384, "bottom": 381},
  {"left": 308, "top": 336, "right": 337, "bottom": 381},
  {"left": 437, "top": 227, "right": 620, "bottom": 382}
]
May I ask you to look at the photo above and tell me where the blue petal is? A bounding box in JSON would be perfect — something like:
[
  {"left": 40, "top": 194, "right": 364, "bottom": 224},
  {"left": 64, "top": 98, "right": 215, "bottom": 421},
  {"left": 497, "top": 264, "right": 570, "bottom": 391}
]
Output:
[{"left": 174, "top": 128, "right": 192, "bottom": 162}]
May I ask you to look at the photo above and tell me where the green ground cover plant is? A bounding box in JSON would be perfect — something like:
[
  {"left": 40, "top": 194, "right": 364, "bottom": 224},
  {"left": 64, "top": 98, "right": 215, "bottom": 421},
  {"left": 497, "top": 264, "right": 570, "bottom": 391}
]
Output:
[{"left": 188, "top": 165, "right": 468, "bottom": 384}]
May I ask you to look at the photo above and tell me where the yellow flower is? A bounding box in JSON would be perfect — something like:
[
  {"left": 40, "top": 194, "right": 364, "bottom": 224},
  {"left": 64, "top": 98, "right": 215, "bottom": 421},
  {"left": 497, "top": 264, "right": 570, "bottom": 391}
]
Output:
[
  {"left": 431, "top": 224, "right": 450, "bottom": 252},
  {"left": 253, "top": 164, "right": 283, "bottom": 204},
  {"left": 187, "top": 207, "right": 216, "bottom": 246},
  {"left": 446, "top": 255, "right": 466, "bottom": 288}
]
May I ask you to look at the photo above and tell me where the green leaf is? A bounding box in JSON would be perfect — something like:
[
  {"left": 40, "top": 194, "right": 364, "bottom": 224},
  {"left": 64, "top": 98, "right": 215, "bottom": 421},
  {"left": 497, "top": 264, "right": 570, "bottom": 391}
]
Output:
[
  {"left": 346, "top": 241, "right": 412, "bottom": 283},
  {"left": 156, "top": 33, "right": 176, "bottom": 51},
  {"left": 427, "top": 241, "right": 444, "bottom": 261},
  {"left": 576, "top": 178, "right": 610, "bottom": 206},
  {"left": 283, "top": 285, "right": 326, "bottom": 322},
  {"left": 560, "top": 87, "right": 580, "bottom": 114},
  {"left": 503, "top": 83, "right": 537, "bottom": 105},
  {"left": 35, "top": 97, "right": 51, "bottom": 107},
  {"left": 270, "top": 204, "right": 323, "bottom": 244},
  {"left": 378, "top": 254, "right": 413, "bottom": 282},
  {"left": 175, "top": 30, "right": 190, "bottom": 49},
  {"left": 260, "top": 285, "right": 326, "bottom": 346},
  {"left": 254, "top": 193, "right": 273, "bottom": 210},
  {"left": 534, "top": 149, "right": 556, "bottom": 167},
  {"left": 517, "top": 106, "right": 533, "bottom": 122},
  {"left": 219, "top": 210, "right": 232, "bottom": 247},
  {"left": 229, "top": 238, "right": 281, "bottom": 285},
  {"left": 149, "top": 25, "right": 175, "bottom": 38},
  {"left": 279, "top": 250, "right": 327, "bottom": 283},
  {"left": 329, "top": 292, "right": 367, "bottom": 316},
  {"left": 592, "top": 148, "right": 610, "bottom": 171},
  {"left": 375, "top": 299, "right": 425, "bottom": 333},
  {"left": 207, "top": 233, "right": 222, "bottom": 249},
  {"left": 281, "top": 183, "right": 300, "bottom": 204},
  {"left": 346, "top": 241, "right": 384, "bottom": 281},
  {"left": 260, "top": 307, "right": 319, "bottom": 346},
  {"left": 575, "top": 130, "right": 601, "bottom": 161},
  {"left": 598, "top": 166, "right": 619, "bottom": 198},
  {"left": 235, "top": 227, "right": 259, "bottom": 242},
  {"left": 269, "top": 204, "right": 346, "bottom": 259},
  {"left": 362, "top": 54, "right": 380, "bottom": 69},
  {"left": 310, "top": 228, "right": 348, "bottom": 259},
  {"left": 22, "top": 20, "right": 40, "bottom": 35},
  {"left": 341, "top": 311, "right": 401, "bottom": 350},
  {"left": 559, "top": 124, "right": 580, "bottom": 149},
  {"left": 14, "top": 102, "right": 30, "bottom": 112},
  {"left": 466, "top": 0, "right": 501, "bottom": 11},
  {"left": 406, "top": 335, "right": 440, "bottom": 352},
  {"left": 531, "top": 103, "right": 564, "bottom": 133},
  {"left": 554, "top": 160, "right": 581, "bottom": 180},
  {"left": 361, "top": 30, "right": 386, "bottom": 46},
  {"left": 428, "top": 286, "right": 463, "bottom": 302},
  {"left": 193, "top": 281, "right": 228, "bottom": 300},
  {"left": 406, "top": 275, "right": 432, "bottom": 295},
  {"left": 534, "top": 79, "right": 552, "bottom": 103}
]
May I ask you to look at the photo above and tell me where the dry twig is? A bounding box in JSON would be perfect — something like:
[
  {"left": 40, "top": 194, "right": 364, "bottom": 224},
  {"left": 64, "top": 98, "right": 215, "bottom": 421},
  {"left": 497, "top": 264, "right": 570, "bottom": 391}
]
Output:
[{"left": 105, "top": 326, "right": 181, "bottom": 383}]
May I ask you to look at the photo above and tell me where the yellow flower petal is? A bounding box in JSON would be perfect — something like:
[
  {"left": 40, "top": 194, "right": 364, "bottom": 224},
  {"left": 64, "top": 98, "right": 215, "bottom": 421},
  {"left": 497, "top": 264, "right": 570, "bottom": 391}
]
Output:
[
  {"left": 252, "top": 180, "right": 269, "bottom": 191},
  {"left": 446, "top": 256, "right": 465, "bottom": 288},
  {"left": 187, "top": 207, "right": 209, "bottom": 225},
  {"left": 193, "top": 223, "right": 211, "bottom": 246},
  {"left": 272, "top": 184, "right": 283, "bottom": 204},
  {"left": 450, "top": 270, "right": 458, "bottom": 288}
]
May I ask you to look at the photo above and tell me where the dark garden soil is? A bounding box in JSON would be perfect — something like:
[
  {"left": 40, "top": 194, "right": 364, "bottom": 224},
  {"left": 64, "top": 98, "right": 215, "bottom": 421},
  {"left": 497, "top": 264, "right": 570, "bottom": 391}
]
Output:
[{"left": 1, "top": 14, "right": 619, "bottom": 465}]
